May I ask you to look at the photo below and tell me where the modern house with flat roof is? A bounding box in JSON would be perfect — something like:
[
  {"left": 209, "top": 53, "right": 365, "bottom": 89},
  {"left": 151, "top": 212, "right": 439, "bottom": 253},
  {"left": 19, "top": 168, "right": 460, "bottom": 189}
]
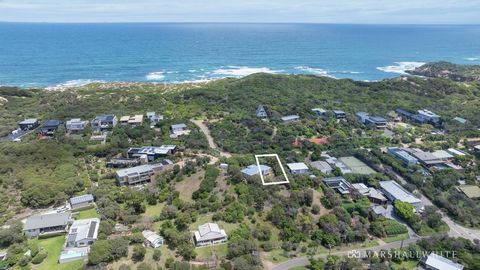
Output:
[
  {"left": 356, "top": 112, "right": 387, "bottom": 128},
  {"left": 65, "top": 118, "right": 88, "bottom": 134},
  {"left": 310, "top": 161, "right": 333, "bottom": 174},
  {"left": 38, "top": 120, "right": 62, "bottom": 136},
  {"left": 119, "top": 115, "right": 144, "bottom": 126},
  {"left": 432, "top": 150, "right": 454, "bottom": 161},
  {"left": 106, "top": 158, "right": 142, "bottom": 168},
  {"left": 256, "top": 105, "right": 268, "bottom": 118},
  {"left": 24, "top": 212, "right": 72, "bottom": 238},
  {"left": 379, "top": 180, "right": 422, "bottom": 207},
  {"left": 146, "top": 112, "right": 163, "bottom": 128},
  {"left": 422, "top": 253, "right": 464, "bottom": 270},
  {"left": 66, "top": 218, "right": 100, "bottom": 248},
  {"left": 323, "top": 177, "right": 352, "bottom": 195},
  {"left": 388, "top": 147, "right": 419, "bottom": 167},
  {"left": 115, "top": 164, "right": 164, "bottom": 186},
  {"left": 418, "top": 109, "right": 441, "bottom": 122},
  {"left": 127, "top": 145, "right": 177, "bottom": 161},
  {"left": 69, "top": 194, "right": 95, "bottom": 210},
  {"left": 193, "top": 223, "right": 228, "bottom": 247},
  {"left": 453, "top": 117, "right": 467, "bottom": 124},
  {"left": 281, "top": 115, "right": 300, "bottom": 123},
  {"left": 333, "top": 110, "right": 346, "bottom": 119},
  {"left": 351, "top": 183, "right": 388, "bottom": 204},
  {"left": 170, "top": 123, "right": 190, "bottom": 137},
  {"left": 91, "top": 114, "right": 117, "bottom": 132},
  {"left": 404, "top": 148, "right": 444, "bottom": 166},
  {"left": 143, "top": 230, "right": 164, "bottom": 248},
  {"left": 446, "top": 148, "right": 467, "bottom": 157},
  {"left": 241, "top": 164, "right": 272, "bottom": 178},
  {"left": 312, "top": 108, "right": 327, "bottom": 117},
  {"left": 286, "top": 162, "right": 310, "bottom": 175},
  {"left": 18, "top": 118, "right": 40, "bottom": 131}
]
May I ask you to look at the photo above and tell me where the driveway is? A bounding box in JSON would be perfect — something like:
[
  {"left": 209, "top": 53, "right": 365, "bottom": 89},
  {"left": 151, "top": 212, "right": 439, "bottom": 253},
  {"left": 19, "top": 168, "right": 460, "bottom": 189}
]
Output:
[{"left": 191, "top": 119, "right": 232, "bottom": 158}]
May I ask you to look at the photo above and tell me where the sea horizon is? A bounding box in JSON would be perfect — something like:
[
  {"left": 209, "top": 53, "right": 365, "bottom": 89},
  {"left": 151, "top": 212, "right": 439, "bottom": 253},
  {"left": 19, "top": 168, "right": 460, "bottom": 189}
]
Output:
[{"left": 1, "top": 23, "right": 479, "bottom": 88}]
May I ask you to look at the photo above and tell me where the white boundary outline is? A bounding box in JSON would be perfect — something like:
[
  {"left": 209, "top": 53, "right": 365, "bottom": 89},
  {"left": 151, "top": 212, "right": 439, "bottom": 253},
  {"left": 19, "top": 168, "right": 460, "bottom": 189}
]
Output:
[{"left": 255, "top": 154, "right": 290, "bottom": 186}]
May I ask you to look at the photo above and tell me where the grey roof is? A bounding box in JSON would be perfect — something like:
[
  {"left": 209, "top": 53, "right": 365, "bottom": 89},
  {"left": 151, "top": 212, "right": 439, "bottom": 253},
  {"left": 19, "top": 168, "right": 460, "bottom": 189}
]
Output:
[
  {"left": 24, "top": 212, "right": 71, "bottom": 231},
  {"left": 310, "top": 161, "right": 333, "bottom": 172},
  {"left": 194, "top": 223, "right": 227, "bottom": 242},
  {"left": 68, "top": 218, "right": 100, "bottom": 243},
  {"left": 281, "top": 115, "right": 300, "bottom": 121},
  {"left": 333, "top": 110, "right": 345, "bottom": 114},
  {"left": 19, "top": 118, "right": 38, "bottom": 125},
  {"left": 241, "top": 164, "right": 271, "bottom": 177},
  {"left": 70, "top": 194, "right": 94, "bottom": 206},
  {"left": 116, "top": 164, "right": 163, "bottom": 178},
  {"left": 453, "top": 117, "right": 467, "bottom": 124},
  {"left": 424, "top": 253, "right": 464, "bottom": 270},
  {"left": 42, "top": 119, "right": 62, "bottom": 128},
  {"left": 286, "top": 162, "right": 309, "bottom": 171},
  {"left": 379, "top": 180, "right": 421, "bottom": 204},
  {"left": 368, "top": 116, "right": 387, "bottom": 123},
  {"left": 323, "top": 177, "right": 352, "bottom": 194},
  {"left": 171, "top": 123, "right": 187, "bottom": 129},
  {"left": 94, "top": 114, "right": 116, "bottom": 122}
]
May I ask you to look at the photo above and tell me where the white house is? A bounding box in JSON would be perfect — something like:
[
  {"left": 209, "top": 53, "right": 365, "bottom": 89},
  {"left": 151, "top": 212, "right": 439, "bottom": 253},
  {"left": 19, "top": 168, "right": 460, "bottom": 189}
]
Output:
[
  {"left": 286, "top": 162, "right": 310, "bottom": 175},
  {"left": 193, "top": 223, "right": 228, "bottom": 247},
  {"left": 65, "top": 218, "right": 100, "bottom": 248},
  {"left": 142, "top": 230, "right": 164, "bottom": 248}
]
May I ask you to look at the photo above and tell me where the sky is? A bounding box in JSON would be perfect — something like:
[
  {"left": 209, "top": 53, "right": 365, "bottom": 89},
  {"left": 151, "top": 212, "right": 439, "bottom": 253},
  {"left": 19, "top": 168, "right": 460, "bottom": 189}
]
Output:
[{"left": 0, "top": 0, "right": 479, "bottom": 24}]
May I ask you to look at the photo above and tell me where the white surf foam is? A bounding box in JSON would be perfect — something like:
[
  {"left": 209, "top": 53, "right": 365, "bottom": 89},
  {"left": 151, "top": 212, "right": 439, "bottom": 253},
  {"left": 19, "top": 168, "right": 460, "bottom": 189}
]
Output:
[
  {"left": 146, "top": 71, "right": 165, "bottom": 80},
  {"left": 465, "top": 57, "right": 479, "bottom": 61},
  {"left": 45, "top": 79, "right": 104, "bottom": 90},
  {"left": 294, "top": 66, "right": 329, "bottom": 75},
  {"left": 376, "top": 62, "right": 425, "bottom": 74},
  {"left": 212, "top": 66, "right": 281, "bottom": 77}
]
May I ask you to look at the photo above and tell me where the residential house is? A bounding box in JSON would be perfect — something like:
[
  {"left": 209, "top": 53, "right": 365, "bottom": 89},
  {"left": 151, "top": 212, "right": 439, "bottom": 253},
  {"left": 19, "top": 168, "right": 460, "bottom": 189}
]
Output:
[
  {"left": 241, "top": 164, "right": 272, "bottom": 178},
  {"left": 127, "top": 145, "right": 177, "bottom": 161},
  {"left": 65, "top": 118, "right": 88, "bottom": 134},
  {"left": 143, "top": 230, "right": 164, "bottom": 248},
  {"left": 91, "top": 114, "right": 117, "bottom": 132},
  {"left": 119, "top": 115, "right": 143, "bottom": 126},
  {"left": 379, "top": 180, "right": 422, "bottom": 207},
  {"left": 325, "top": 155, "right": 352, "bottom": 174},
  {"left": 146, "top": 112, "right": 163, "bottom": 128},
  {"left": 170, "top": 123, "right": 190, "bottom": 137},
  {"left": 453, "top": 117, "right": 467, "bottom": 124},
  {"left": 356, "top": 112, "right": 387, "bottom": 128},
  {"left": 65, "top": 218, "right": 100, "bottom": 248},
  {"left": 256, "top": 105, "right": 268, "bottom": 118},
  {"left": 24, "top": 212, "right": 72, "bottom": 238},
  {"left": 18, "top": 118, "right": 40, "bottom": 131},
  {"left": 193, "top": 223, "right": 228, "bottom": 247},
  {"left": 310, "top": 161, "right": 333, "bottom": 174},
  {"left": 115, "top": 164, "right": 164, "bottom": 186},
  {"left": 89, "top": 134, "right": 107, "bottom": 145},
  {"left": 323, "top": 177, "right": 352, "bottom": 195},
  {"left": 286, "top": 162, "right": 310, "bottom": 175},
  {"left": 403, "top": 148, "right": 444, "bottom": 167},
  {"left": 422, "top": 253, "right": 464, "bottom": 270},
  {"left": 38, "top": 120, "right": 62, "bottom": 136},
  {"left": 475, "top": 145, "right": 480, "bottom": 153},
  {"left": 333, "top": 110, "right": 346, "bottom": 119},
  {"left": 387, "top": 147, "right": 418, "bottom": 167},
  {"left": 69, "top": 194, "right": 95, "bottom": 210},
  {"left": 351, "top": 183, "right": 388, "bottom": 204},
  {"left": 281, "top": 115, "right": 300, "bottom": 123},
  {"left": 312, "top": 108, "right": 327, "bottom": 117},
  {"left": 106, "top": 158, "right": 142, "bottom": 168}
]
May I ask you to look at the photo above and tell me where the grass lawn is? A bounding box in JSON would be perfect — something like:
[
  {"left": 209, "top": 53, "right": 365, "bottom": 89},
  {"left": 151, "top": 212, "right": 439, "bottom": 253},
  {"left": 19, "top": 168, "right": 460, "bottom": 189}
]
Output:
[
  {"left": 383, "top": 233, "right": 409, "bottom": 243},
  {"left": 144, "top": 202, "right": 165, "bottom": 218},
  {"left": 289, "top": 267, "right": 307, "bottom": 270},
  {"left": 75, "top": 208, "right": 99, "bottom": 220},
  {"left": 391, "top": 260, "right": 419, "bottom": 269},
  {"left": 30, "top": 235, "right": 84, "bottom": 270},
  {"left": 108, "top": 245, "right": 175, "bottom": 270},
  {"left": 195, "top": 243, "right": 228, "bottom": 260}
]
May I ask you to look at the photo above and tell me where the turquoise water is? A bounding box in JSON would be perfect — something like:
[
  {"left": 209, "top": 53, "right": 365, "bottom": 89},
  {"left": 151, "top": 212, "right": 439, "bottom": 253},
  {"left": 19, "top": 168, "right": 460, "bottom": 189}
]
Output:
[{"left": 0, "top": 23, "right": 479, "bottom": 87}]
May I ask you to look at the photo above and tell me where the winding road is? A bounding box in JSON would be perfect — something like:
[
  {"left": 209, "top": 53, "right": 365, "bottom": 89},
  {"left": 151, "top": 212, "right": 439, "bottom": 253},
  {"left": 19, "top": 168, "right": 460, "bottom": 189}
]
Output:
[{"left": 191, "top": 119, "right": 232, "bottom": 158}]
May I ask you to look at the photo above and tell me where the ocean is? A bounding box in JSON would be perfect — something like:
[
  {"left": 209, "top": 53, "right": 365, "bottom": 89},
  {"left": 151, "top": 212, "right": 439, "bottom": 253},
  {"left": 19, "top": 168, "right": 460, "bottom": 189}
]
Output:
[{"left": 0, "top": 23, "right": 479, "bottom": 88}]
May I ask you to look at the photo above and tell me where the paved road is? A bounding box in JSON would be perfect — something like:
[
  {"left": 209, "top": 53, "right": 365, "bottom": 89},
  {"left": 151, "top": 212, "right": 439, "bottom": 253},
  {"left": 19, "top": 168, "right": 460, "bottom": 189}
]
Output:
[
  {"left": 191, "top": 119, "right": 232, "bottom": 158},
  {"left": 270, "top": 238, "right": 421, "bottom": 270},
  {"left": 390, "top": 169, "right": 480, "bottom": 242}
]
